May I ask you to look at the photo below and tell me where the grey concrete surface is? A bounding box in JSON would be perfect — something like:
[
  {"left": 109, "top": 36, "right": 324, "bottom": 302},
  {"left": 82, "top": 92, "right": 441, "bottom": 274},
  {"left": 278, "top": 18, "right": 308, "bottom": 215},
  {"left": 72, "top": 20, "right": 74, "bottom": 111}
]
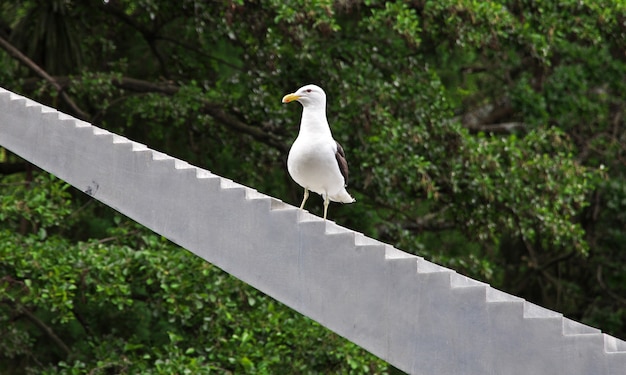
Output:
[{"left": 1, "top": 87, "right": 625, "bottom": 374}]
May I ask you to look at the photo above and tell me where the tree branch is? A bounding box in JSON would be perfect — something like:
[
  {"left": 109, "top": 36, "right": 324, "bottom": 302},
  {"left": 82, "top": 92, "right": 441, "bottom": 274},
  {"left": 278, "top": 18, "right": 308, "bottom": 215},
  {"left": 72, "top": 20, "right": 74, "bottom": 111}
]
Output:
[
  {"left": 539, "top": 251, "right": 576, "bottom": 271},
  {"left": 97, "top": 2, "right": 170, "bottom": 78},
  {"left": 156, "top": 35, "right": 243, "bottom": 71},
  {"left": 202, "top": 104, "right": 288, "bottom": 152},
  {"left": 597, "top": 265, "right": 626, "bottom": 306},
  {"left": 454, "top": 97, "right": 522, "bottom": 134},
  {"left": 403, "top": 208, "right": 455, "bottom": 232},
  {"left": 0, "top": 36, "right": 90, "bottom": 121},
  {"left": 21, "top": 76, "right": 179, "bottom": 95},
  {"left": 16, "top": 303, "right": 72, "bottom": 357},
  {"left": 106, "top": 78, "right": 288, "bottom": 151},
  {"left": 466, "top": 122, "right": 527, "bottom": 133},
  {"left": 97, "top": 1, "right": 152, "bottom": 36},
  {"left": 111, "top": 77, "right": 178, "bottom": 95},
  {"left": 21, "top": 74, "right": 288, "bottom": 152}
]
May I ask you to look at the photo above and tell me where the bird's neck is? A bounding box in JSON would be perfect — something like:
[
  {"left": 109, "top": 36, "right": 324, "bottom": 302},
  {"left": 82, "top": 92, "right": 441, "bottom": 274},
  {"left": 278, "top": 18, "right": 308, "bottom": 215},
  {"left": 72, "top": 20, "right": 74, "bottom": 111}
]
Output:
[{"left": 299, "top": 107, "right": 333, "bottom": 138}]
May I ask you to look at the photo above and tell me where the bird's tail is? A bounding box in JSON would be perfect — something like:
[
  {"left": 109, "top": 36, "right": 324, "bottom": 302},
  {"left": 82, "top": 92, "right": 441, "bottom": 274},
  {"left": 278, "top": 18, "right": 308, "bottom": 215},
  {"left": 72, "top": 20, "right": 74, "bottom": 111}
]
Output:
[{"left": 329, "top": 189, "right": 356, "bottom": 204}]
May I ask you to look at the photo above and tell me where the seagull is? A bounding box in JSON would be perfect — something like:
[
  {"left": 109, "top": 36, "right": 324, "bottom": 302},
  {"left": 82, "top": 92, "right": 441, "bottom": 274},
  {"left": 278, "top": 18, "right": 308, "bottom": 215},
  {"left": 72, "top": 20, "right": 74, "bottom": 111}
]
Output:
[{"left": 282, "top": 84, "right": 356, "bottom": 220}]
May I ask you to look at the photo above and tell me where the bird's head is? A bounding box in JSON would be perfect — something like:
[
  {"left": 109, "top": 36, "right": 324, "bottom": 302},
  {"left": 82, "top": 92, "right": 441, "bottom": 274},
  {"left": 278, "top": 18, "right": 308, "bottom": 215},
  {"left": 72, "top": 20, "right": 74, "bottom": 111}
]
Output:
[{"left": 282, "top": 84, "right": 326, "bottom": 108}]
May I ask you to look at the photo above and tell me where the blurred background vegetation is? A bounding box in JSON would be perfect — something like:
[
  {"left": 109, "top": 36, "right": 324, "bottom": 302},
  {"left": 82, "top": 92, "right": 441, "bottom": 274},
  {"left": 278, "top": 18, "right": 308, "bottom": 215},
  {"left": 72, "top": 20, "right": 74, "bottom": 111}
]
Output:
[{"left": 1, "top": 0, "right": 625, "bottom": 373}]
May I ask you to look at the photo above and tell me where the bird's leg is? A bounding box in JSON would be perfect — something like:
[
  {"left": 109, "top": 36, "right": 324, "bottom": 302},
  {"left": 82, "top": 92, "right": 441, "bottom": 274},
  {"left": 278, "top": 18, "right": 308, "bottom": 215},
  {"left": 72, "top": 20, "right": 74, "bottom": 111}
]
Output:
[
  {"left": 323, "top": 194, "right": 329, "bottom": 221},
  {"left": 299, "top": 188, "right": 309, "bottom": 210}
]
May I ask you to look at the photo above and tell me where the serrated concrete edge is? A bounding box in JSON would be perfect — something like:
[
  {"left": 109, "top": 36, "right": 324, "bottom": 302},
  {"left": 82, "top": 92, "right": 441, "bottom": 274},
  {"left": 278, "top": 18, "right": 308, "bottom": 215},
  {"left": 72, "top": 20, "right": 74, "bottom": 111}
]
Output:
[{"left": 1, "top": 87, "right": 624, "bottom": 375}]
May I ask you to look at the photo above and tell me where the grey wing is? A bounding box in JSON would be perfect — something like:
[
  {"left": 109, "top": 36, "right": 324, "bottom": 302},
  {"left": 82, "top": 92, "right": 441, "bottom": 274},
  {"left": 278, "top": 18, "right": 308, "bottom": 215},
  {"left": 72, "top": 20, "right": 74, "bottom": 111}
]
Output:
[{"left": 335, "top": 141, "right": 350, "bottom": 186}]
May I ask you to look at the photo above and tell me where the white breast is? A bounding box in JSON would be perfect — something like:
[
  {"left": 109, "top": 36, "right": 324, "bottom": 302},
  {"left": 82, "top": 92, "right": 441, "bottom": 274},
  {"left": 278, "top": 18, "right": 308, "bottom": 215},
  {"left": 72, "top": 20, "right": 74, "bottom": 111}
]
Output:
[{"left": 287, "top": 135, "right": 345, "bottom": 197}]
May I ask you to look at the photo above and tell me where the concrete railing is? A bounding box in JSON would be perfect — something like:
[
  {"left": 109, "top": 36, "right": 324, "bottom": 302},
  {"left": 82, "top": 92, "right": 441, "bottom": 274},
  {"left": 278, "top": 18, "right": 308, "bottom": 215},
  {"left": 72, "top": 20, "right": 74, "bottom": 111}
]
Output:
[{"left": 1, "top": 87, "right": 624, "bottom": 374}]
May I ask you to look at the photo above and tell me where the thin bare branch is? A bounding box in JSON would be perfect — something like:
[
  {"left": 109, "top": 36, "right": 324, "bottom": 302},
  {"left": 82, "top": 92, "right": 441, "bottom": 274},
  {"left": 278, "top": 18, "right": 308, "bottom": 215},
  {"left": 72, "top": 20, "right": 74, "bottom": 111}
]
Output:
[
  {"left": 467, "top": 122, "right": 527, "bottom": 133},
  {"left": 17, "top": 304, "right": 72, "bottom": 357},
  {"left": 0, "top": 36, "right": 90, "bottom": 121}
]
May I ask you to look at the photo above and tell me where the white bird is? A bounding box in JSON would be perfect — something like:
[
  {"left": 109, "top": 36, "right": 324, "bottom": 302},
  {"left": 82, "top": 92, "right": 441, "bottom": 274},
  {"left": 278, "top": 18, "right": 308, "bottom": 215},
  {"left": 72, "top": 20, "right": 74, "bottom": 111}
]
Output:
[{"left": 282, "top": 84, "right": 355, "bottom": 220}]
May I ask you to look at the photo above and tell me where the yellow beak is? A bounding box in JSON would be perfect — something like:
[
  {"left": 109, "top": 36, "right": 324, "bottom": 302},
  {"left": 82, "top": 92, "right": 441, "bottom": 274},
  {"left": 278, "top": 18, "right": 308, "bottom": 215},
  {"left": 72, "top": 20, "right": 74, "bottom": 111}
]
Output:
[{"left": 282, "top": 93, "right": 300, "bottom": 103}]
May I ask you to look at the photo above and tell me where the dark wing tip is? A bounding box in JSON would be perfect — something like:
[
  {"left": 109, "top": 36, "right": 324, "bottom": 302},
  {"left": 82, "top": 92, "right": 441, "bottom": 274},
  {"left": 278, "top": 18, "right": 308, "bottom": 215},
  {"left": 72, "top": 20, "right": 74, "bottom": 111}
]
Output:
[{"left": 335, "top": 141, "right": 349, "bottom": 186}]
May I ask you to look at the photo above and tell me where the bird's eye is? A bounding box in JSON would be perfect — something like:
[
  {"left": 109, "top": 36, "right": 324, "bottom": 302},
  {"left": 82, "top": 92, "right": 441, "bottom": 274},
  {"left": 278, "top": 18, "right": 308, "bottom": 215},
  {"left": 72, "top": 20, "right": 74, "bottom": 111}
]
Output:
[{"left": 306, "top": 89, "right": 312, "bottom": 93}]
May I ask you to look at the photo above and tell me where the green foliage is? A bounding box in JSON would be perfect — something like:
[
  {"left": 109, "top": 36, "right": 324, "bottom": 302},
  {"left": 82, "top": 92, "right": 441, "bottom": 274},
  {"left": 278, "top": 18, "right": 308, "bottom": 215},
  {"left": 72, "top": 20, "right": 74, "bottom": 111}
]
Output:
[
  {"left": 1, "top": 0, "right": 626, "bottom": 372},
  {"left": 0, "top": 174, "right": 73, "bottom": 236},
  {"left": 451, "top": 128, "right": 598, "bottom": 255}
]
